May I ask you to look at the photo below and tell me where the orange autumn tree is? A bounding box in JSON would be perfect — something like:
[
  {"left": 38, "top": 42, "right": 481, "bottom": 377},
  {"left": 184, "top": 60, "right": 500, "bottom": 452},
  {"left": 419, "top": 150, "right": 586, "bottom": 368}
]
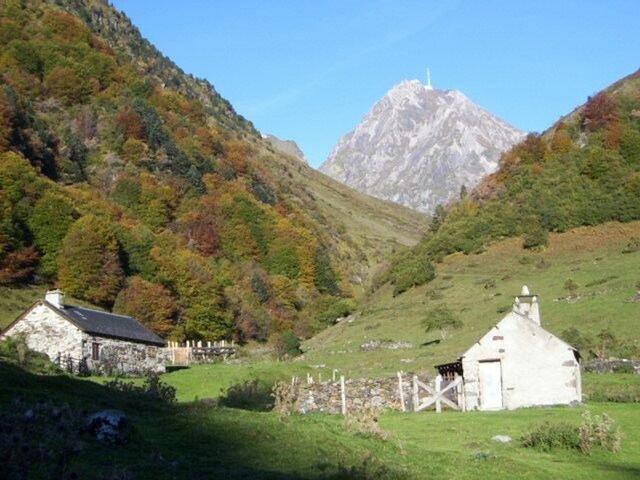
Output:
[{"left": 113, "top": 276, "right": 176, "bottom": 337}]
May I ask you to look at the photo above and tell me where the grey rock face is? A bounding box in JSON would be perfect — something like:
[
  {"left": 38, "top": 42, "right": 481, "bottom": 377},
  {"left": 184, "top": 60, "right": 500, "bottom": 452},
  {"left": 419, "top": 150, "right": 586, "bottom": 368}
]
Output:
[
  {"left": 320, "top": 80, "right": 525, "bottom": 213},
  {"left": 263, "top": 134, "right": 308, "bottom": 163}
]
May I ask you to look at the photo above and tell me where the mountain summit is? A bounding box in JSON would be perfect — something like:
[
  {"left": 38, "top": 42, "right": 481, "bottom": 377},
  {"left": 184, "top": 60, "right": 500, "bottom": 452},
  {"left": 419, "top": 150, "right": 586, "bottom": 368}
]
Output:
[{"left": 320, "top": 80, "right": 525, "bottom": 213}]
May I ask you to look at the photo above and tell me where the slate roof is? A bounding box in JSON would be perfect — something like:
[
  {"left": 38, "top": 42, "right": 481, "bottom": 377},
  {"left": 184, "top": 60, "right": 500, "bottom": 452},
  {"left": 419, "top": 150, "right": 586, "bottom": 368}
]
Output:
[{"left": 47, "top": 302, "right": 166, "bottom": 346}]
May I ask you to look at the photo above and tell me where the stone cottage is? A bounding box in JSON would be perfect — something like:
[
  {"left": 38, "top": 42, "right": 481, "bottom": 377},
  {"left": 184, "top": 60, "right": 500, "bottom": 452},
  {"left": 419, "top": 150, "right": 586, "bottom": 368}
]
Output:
[
  {"left": 436, "top": 286, "right": 581, "bottom": 411},
  {"left": 0, "top": 290, "right": 166, "bottom": 375}
]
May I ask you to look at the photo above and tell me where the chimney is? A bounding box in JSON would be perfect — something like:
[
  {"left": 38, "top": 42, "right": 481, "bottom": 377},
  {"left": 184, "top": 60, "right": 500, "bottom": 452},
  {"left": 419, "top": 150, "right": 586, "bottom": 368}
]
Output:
[
  {"left": 45, "top": 289, "right": 65, "bottom": 309},
  {"left": 513, "top": 285, "right": 540, "bottom": 325}
]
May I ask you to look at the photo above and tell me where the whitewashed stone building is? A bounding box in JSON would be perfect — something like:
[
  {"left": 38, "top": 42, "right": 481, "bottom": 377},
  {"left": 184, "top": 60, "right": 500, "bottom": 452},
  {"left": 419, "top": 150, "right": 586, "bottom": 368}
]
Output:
[
  {"left": 0, "top": 290, "right": 166, "bottom": 375},
  {"left": 436, "top": 286, "right": 581, "bottom": 411}
]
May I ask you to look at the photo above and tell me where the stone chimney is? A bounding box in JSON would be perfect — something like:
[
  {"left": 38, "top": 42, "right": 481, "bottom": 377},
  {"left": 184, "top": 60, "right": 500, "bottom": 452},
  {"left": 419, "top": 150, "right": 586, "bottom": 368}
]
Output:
[
  {"left": 513, "top": 285, "right": 540, "bottom": 325},
  {"left": 45, "top": 289, "right": 65, "bottom": 309}
]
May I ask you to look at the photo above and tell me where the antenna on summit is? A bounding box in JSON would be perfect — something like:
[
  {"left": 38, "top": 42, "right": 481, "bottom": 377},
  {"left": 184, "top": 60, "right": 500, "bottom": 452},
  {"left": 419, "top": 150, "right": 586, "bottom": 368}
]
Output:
[{"left": 426, "top": 68, "right": 433, "bottom": 90}]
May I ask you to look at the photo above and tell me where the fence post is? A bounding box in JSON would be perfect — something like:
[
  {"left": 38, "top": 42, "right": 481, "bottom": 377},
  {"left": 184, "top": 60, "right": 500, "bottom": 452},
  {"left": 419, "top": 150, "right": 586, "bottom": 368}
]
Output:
[
  {"left": 455, "top": 373, "right": 463, "bottom": 411},
  {"left": 397, "top": 371, "right": 406, "bottom": 412},
  {"left": 340, "top": 375, "right": 347, "bottom": 415},
  {"left": 332, "top": 369, "right": 338, "bottom": 382},
  {"left": 435, "top": 374, "right": 442, "bottom": 413},
  {"left": 412, "top": 375, "right": 419, "bottom": 412}
]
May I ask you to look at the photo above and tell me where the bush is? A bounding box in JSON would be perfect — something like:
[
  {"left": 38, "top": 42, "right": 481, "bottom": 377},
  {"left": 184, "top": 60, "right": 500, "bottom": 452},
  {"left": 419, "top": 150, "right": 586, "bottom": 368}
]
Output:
[
  {"left": 0, "top": 337, "right": 60, "bottom": 374},
  {"left": 314, "top": 296, "right": 356, "bottom": 328},
  {"left": 612, "top": 363, "right": 636, "bottom": 374},
  {"left": 271, "top": 380, "right": 298, "bottom": 417},
  {"left": 273, "top": 330, "right": 302, "bottom": 359},
  {"left": 105, "top": 374, "right": 176, "bottom": 404},
  {"left": 422, "top": 305, "right": 463, "bottom": 340},
  {"left": 521, "top": 421, "right": 580, "bottom": 451},
  {"left": 219, "top": 379, "right": 273, "bottom": 411},
  {"left": 522, "top": 224, "right": 549, "bottom": 250},
  {"left": 578, "top": 411, "right": 622, "bottom": 454},
  {"left": 344, "top": 406, "right": 388, "bottom": 440},
  {"left": 622, "top": 237, "right": 640, "bottom": 254},
  {"left": 391, "top": 255, "right": 436, "bottom": 296},
  {"left": 521, "top": 412, "right": 622, "bottom": 454}
]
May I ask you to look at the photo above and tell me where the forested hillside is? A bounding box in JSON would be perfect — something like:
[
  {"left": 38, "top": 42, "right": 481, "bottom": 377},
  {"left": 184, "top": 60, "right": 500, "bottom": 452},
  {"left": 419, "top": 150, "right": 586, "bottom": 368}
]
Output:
[
  {"left": 381, "top": 69, "right": 640, "bottom": 295},
  {"left": 0, "top": 0, "right": 425, "bottom": 342}
]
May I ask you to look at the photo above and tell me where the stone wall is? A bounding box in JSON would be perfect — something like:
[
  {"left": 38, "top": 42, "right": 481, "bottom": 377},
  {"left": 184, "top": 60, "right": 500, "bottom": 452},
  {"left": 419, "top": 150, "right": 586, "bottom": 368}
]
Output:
[
  {"left": 296, "top": 375, "right": 415, "bottom": 414},
  {"left": 1, "top": 302, "right": 166, "bottom": 376},
  {"left": 83, "top": 334, "right": 166, "bottom": 375},
  {"left": 1, "top": 303, "right": 84, "bottom": 361},
  {"left": 583, "top": 359, "right": 640, "bottom": 374}
]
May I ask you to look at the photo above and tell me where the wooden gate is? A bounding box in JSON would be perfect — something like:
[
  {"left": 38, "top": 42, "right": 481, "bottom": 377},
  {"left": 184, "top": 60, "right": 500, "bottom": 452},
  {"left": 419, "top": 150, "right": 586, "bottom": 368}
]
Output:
[{"left": 412, "top": 374, "right": 465, "bottom": 412}]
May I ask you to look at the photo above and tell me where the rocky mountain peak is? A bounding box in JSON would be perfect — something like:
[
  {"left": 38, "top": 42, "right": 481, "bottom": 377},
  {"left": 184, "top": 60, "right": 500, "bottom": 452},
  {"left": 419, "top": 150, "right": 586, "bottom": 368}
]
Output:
[{"left": 320, "top": 80, "right": 525, "bottom": 213}]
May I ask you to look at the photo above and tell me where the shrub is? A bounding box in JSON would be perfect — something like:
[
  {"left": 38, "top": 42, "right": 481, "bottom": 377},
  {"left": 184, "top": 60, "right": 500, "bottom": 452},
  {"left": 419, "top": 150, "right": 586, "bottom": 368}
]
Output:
[
  {"left": 578, "top": 411, "right": 622, "bottom": 454},
  {"left": 622, "top": 237, "right": 640, "bottom": 254},
  {"left": 391, "top": 255, "right": 436, "bottom": 296},
  {"left": 612, "top": 363, "right": 635, "bottom": 374},
  {"left": 0, "top": 337, "right": 60, "bottom": 374},
  {"left": 564, "top": 279, "right": 579, "bottom": 297},
  {"left": 422, "top": 305, "right": 463, "bottom": 340},
  {"left": 522, "top": 224, "right": 549, "bottom": 249},
  {"left": 273, "top": 330, "right": 302, "bottom": 359},
  {"left": 521, "top": 421, "right": 580, "bottom": 451},
  {"left": 271, "top": 380, "right": 298, "bottom": 417},
  {"left": 314, "top": 296, "right": 356, "bottom": 328},
  {"left": 344, "top": 406, "right": 388, "bottom": 440},
  {"left": 521, "top": 412, "right": 622, "bottom": 455},
  {"left": 219, "top": 379, "right": 273, "bottom": 411},
  {"left": 105, "top": 374, "right": 176, "bottom": 404}
]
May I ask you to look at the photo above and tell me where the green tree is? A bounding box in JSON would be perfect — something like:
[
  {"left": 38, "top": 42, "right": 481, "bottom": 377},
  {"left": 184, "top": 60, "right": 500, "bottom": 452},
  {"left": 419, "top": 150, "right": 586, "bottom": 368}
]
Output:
[
  {"left": 58, "top": 215, "right": 124, "bottom": 307},
  {"left": 313, "top": 246, "right": 340, "bottom": 295},
  {"left": 28, "top": 191, "right": 77, "bottom": 277}
]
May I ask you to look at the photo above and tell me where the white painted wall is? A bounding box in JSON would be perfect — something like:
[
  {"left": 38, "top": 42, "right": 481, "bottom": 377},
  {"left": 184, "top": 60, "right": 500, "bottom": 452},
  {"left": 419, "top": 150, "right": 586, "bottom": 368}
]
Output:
[
  {"left": 461, "top": 311, "right": 581, "bottom": 411},
  {"left": 1, "top": 303, "right": 83, "bottom": 361}
]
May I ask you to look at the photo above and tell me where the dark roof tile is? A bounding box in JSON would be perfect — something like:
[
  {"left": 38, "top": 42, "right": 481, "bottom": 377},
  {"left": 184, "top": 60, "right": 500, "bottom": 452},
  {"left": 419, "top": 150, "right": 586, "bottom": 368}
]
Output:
[{"left": 48, "top": 303, "right": 165, "bottom": 346}]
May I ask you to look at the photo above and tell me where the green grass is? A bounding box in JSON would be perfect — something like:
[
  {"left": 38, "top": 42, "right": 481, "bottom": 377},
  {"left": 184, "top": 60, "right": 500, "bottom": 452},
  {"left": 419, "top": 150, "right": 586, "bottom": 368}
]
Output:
[
  {"left": 303, "top": 221, "right": 640, "bottom": 378},
  {"left": 2, "top": 361, "right": 640, "bottom": 479}
]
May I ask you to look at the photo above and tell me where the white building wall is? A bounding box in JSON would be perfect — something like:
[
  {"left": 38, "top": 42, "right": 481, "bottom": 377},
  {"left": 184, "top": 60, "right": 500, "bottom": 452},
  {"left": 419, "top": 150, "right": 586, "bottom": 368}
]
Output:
[
  {"left": 462, "top": 312, "right": 581, "bottom": 410},
  {"left": 1, "top": 303, "right": 83, "bottom": 362}
]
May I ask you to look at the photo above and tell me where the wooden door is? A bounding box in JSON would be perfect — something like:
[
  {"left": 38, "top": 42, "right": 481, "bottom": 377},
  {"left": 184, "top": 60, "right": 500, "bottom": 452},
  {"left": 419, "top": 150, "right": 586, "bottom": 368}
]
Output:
[{"left": 479, "top": 360, "right": 503, "bottom": 410}]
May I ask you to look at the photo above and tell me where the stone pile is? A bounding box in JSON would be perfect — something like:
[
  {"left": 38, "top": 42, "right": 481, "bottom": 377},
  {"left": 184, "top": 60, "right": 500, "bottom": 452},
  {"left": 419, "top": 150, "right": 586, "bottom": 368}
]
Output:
[
  {"left": 583, "top": 359, "right": 640, "bottom": 374},
  {"left": 296, "top": 375, "right": 416, "bottom": 414},
  {"left": 360, "top": 340, "right": 413, "bottom": 351}
]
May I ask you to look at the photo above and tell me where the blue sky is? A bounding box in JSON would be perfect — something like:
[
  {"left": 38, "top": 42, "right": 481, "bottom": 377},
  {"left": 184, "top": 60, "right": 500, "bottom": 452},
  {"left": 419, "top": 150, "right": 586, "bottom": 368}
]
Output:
[{"left": 111, "top": 0, "right": 639, "bottom": 167}]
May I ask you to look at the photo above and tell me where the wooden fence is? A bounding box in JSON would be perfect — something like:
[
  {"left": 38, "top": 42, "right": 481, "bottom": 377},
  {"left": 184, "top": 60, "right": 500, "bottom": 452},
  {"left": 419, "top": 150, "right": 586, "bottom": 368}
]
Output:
[
  {"left": 296, "top": 371, "right": 465, "bottom": 415},
  {"left": 165, "top": 340, "right": 237, "bottom": 365},
  {"left": 410, "top": 373, "right": 465, "bottom": 412}
]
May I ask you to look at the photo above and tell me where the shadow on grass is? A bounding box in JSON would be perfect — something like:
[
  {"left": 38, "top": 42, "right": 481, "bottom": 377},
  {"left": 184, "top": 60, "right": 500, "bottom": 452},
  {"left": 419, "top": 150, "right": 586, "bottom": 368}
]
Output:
[{"left": 0, "top": 362, "right": 403, "bottom": 479}]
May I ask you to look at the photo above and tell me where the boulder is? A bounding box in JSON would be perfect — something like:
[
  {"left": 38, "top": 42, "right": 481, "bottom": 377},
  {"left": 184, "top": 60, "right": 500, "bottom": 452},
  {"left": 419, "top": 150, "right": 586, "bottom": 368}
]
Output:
[
  {"left": 491, "top": 435, "right": 512, "bottom": 443},
  {"left": 86, "top": 409, "right": 129, "bottom": 444}
]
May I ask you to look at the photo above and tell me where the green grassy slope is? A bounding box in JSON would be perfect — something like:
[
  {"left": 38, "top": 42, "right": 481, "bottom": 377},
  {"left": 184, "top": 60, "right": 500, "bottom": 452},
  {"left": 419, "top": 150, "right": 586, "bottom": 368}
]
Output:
[{"left": 302, "top": 221, "right": 640, "bottom": 378}]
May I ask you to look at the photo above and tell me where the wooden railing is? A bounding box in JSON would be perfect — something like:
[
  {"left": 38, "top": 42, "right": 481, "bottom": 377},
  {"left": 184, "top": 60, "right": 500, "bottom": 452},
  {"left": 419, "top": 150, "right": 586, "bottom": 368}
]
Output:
[{"left": 165, "top": 340, "right": 237, "bottom": 365}]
